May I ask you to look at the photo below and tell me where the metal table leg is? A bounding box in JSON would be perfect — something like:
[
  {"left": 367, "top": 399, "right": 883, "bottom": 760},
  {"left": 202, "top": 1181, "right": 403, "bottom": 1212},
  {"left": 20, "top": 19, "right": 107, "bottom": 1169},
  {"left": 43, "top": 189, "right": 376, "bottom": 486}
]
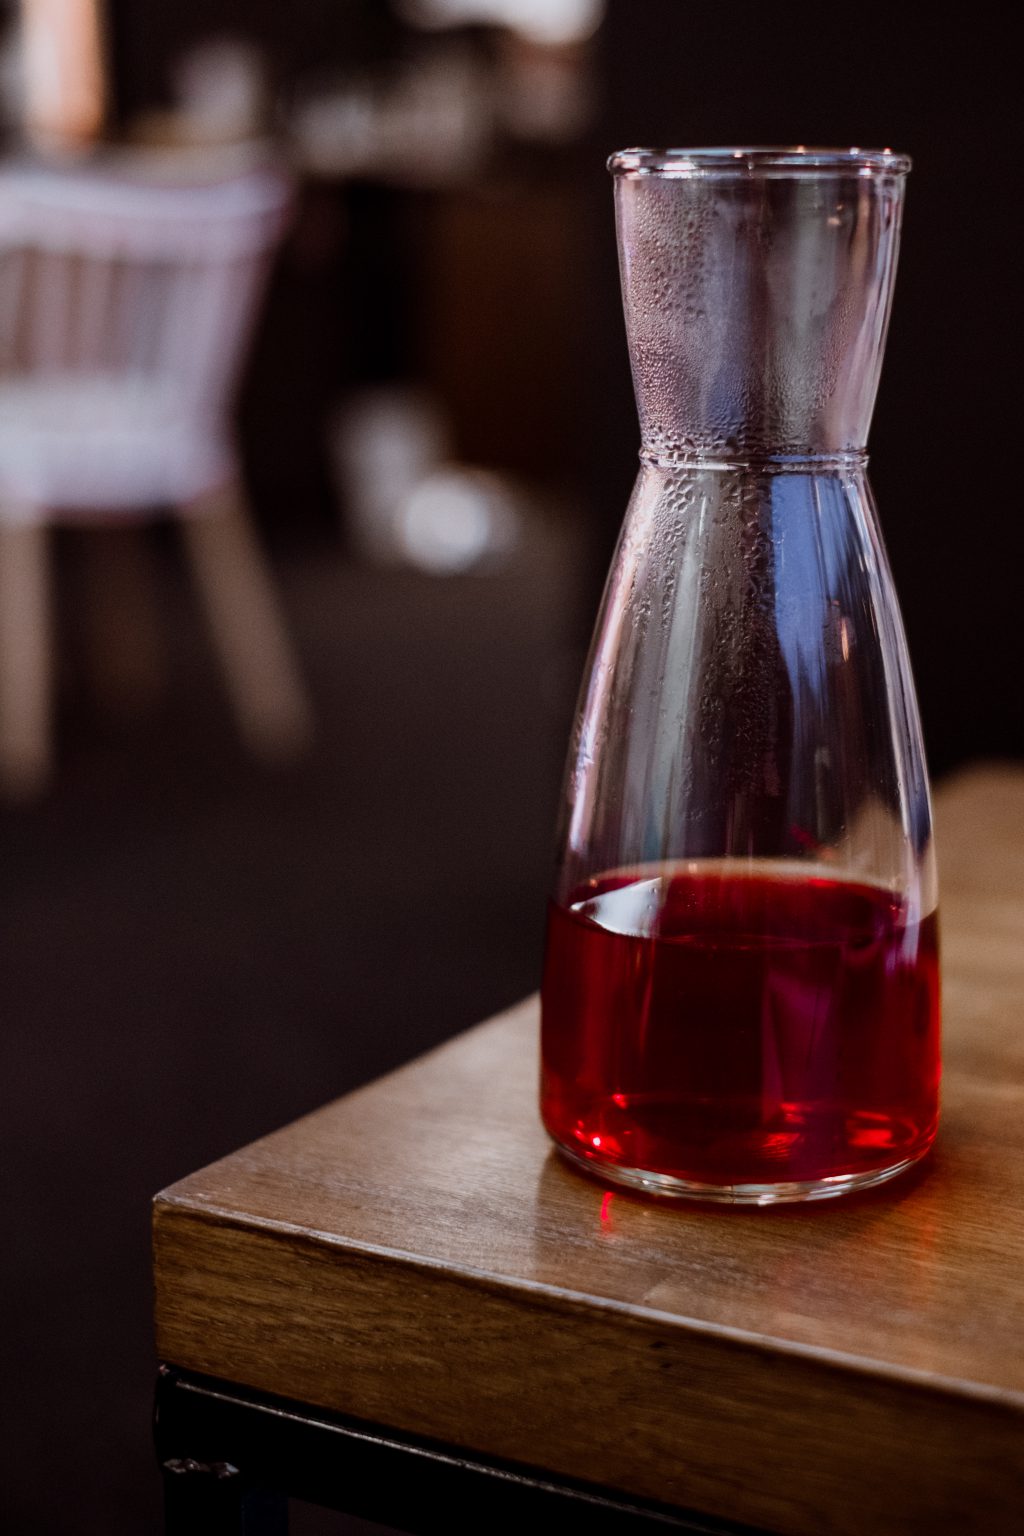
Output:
[
  {"left": 162, "top": 1454, "right": 287, "bottom": 1536},
  {"left": 155, "top": 1364, "right": 761, "bottom": 1536}
]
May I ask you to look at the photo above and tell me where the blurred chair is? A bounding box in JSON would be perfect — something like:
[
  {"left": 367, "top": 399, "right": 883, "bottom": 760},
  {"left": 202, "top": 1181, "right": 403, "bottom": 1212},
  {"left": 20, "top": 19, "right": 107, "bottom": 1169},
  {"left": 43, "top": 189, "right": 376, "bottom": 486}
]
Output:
[{"left": 0, "top": 160, "right": 312, "bottom": 795}]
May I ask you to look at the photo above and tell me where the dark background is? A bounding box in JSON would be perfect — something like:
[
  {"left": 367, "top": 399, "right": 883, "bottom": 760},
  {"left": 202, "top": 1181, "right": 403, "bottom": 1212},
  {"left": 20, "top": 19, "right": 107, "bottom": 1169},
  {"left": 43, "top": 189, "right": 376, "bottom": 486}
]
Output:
[{"left": 2, "top": 3, "right": 1021, "bottom": 1533}]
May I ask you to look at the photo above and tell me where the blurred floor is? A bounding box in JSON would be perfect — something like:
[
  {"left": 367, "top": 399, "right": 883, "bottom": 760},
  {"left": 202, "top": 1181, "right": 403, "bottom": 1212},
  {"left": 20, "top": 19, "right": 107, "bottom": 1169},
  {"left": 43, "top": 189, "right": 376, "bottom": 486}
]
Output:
[{"left": 0, "top": 514, "right": 582, "bottom": 1534}]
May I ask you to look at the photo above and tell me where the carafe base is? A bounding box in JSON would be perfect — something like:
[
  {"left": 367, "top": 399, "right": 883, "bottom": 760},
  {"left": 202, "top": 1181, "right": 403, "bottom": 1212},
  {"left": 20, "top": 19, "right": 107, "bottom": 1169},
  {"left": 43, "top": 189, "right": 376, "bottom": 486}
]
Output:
[{"left": 552, "top": 1138, "right": 932, "bottom": 1206}]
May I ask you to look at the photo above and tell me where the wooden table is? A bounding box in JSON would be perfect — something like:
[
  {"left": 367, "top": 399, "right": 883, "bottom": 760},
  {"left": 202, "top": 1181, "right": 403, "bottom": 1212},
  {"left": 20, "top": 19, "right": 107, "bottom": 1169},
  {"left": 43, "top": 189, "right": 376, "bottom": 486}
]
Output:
[{"left": 153, "top": 765, "right": 1024, "bottom": 1535}]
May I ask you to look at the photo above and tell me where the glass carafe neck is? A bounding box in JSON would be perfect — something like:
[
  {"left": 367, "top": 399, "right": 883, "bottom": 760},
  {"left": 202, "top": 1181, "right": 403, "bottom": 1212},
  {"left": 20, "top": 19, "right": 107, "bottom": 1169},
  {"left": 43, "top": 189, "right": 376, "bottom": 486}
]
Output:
[{"left": 611, "top": 148, "right": 909, "bottom": 464}]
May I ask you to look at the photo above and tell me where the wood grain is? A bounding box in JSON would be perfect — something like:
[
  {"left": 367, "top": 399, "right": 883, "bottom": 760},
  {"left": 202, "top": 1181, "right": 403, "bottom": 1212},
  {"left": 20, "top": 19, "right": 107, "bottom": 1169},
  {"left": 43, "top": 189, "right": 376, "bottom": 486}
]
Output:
[{"left": 154, "top": 764, "right": 1024, "bottom": 1535}]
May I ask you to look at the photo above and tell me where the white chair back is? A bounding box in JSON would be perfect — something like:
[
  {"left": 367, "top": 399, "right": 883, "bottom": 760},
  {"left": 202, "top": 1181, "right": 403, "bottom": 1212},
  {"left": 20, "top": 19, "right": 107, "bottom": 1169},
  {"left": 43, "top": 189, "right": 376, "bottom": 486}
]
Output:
[{"left": 0, "top": 162, "right": 290, "bottom": 419}]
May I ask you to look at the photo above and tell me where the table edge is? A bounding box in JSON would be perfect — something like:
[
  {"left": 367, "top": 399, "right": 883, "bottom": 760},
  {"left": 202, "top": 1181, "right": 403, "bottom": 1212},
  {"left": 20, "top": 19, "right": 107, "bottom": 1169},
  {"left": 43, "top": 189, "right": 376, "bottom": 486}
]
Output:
[{"left": 152, "top": 1192, "right": 1024, "bottom": 1414}]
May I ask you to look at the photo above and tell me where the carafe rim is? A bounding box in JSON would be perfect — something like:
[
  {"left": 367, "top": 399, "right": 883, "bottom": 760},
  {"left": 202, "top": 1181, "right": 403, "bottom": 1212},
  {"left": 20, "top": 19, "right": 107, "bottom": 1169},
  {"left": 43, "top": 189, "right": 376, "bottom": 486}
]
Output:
[{"left": 608, "top": 146, "right": 912, "bottom": 178}]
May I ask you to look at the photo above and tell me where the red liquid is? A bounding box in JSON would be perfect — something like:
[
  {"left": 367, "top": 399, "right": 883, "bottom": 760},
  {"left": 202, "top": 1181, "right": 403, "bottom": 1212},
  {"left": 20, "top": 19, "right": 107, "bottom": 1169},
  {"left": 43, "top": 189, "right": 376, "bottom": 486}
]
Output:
[{"left": 541, "top": 866, "right": 940, "bottom": 1190}]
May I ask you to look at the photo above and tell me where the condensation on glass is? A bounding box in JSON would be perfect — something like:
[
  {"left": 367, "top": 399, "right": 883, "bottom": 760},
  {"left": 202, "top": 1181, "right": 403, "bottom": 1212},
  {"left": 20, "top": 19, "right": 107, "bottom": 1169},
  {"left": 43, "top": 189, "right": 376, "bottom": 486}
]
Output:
[{"left": 541, "top": 148, "right": 939, "bottom": 1205}]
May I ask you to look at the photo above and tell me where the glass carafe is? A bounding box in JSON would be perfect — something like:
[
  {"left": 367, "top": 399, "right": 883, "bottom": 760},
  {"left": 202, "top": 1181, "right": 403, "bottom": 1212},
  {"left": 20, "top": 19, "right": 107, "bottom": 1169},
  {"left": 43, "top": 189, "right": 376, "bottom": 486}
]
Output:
[{"left": 541, "top": 148, "right": 939, "bottom": 1205}]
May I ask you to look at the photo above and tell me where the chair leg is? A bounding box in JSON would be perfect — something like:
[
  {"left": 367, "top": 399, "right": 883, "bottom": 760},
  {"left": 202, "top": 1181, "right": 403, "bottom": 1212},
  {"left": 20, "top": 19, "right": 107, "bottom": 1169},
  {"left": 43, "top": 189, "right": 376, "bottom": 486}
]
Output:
[
  {"left": 181, "top": 483, "right": 313, "bottom": 762},
  {"left": 0, "top": 518, "right": 52, "bottom": 798}
]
